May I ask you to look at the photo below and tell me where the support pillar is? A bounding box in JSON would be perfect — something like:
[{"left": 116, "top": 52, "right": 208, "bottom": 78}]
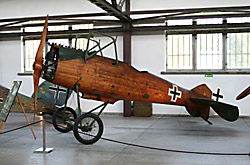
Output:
[{"left": 123, "top": 0, "right": 132, "bottom": 117}]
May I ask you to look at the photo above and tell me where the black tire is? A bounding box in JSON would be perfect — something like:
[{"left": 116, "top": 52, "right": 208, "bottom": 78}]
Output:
[
  {"left": 73, "top": 113, "right": 103, "bottom": 145},
  {"left": 52, "top": 107, "right": 77, "bottom": 133}
]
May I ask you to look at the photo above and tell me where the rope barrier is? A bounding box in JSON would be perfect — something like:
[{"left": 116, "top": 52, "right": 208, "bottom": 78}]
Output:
[
  {"left": 1, "top": 119, "right": 249, "bottom": 156},
  {"left": 0, "top": 120, "right": 43, "bottom": 135},
  {"left": 73, "top": 123, "right": 250, "bottom": 156},
  {"left": 100, "top": 136, "right": 250, "bottom": 156}
]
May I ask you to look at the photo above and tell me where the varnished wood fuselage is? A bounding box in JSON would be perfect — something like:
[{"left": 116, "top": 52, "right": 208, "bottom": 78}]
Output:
[
  {"left": 51, "top": 55, "right": 211, "bottom": 116},
  {"left": 35, "top": 16, "right": 238, "bottom": 122}
]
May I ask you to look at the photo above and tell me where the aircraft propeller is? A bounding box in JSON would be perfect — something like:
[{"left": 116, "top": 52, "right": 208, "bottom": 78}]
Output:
[
  {"left": 33, "top": 15, "right": 48, "bottom": 115},
  {"left": 236, "top": 86, "right": 250, "bottom": 100}
]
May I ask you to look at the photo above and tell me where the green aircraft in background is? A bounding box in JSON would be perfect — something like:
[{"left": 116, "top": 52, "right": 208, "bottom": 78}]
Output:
[{"left": 0, "top": 81, "right": 71, "bottom": 114}]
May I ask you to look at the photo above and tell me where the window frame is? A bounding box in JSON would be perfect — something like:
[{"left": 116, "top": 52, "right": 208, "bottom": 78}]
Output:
[
  {"left": 20, "top": 24, "right": 93, "bottom": 74},
  {"left": 163, "top": 18, "right": 250, "bottom": 74}
]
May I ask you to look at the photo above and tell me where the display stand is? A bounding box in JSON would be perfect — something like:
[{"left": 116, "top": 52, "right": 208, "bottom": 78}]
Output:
[
  {"left": 16, "top": 95, "right": 36, "bottom": 139},
  {"left": 34, "top": 119, "right": 54, "bottom": 154},
  {"left": 0, "top": 120, "right": 7, "bottom": 136},
  {"left": 0, "top": 81, "right": 36, "bottom": 139}
]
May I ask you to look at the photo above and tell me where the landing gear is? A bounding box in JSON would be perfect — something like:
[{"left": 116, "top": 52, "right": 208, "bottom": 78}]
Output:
[
  {"left": 52, "top": 88, "right": 77, "bottom": 133},
  {"left": 73, "top": 102, "right": 108, "bottom": 144},
  {"left": 52, "top": 107, "right": 77, "bottom": 133},
  {"left": 73, "top": 113, "right": 103, "bottom": 145},
  {"left": 52, "top": 83, "right": 108, "bottom": 144}
]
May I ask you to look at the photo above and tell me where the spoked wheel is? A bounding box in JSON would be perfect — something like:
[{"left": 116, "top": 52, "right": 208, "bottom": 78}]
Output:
[
  {"left": 73, "top": 113, "right": 103, "bottom": 145},
  {"left": 52, "top": 107, "right": 77, "bottom": 133}
]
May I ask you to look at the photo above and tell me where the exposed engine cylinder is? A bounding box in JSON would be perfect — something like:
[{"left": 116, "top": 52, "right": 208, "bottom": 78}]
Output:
[{"left": 42, "top": 45, "right": 58, "bottom": 81}]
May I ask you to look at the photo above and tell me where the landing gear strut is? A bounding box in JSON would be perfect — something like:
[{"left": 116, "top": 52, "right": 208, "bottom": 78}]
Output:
[{"left": 52, "top": 83, "right": 108, "bottom": 144}]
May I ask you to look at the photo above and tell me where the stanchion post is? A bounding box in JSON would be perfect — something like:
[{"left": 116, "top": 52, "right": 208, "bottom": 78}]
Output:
[
  {"left": 34, "top": 118, "right": 54, "bottom": 154},
  {"left": 42, "top": 120, "right": 46, "bottom": 151}
]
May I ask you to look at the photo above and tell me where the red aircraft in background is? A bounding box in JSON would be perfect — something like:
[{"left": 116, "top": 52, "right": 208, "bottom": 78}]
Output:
[
  {"left": 33, "top": 16, "right": 239, "bottom": 145},
  {"left": 236, "top": 86, "right": 250, "bottom": 100}
]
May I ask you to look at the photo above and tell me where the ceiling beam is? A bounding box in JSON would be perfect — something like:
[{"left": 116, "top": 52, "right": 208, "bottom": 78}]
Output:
[
  {"left": 0, "top": 19, "right": 121, "bottom": 31},
  {"left": 1, "top": 5, "right": 250, "bottom": 39},
  {"left": 1, "top": 5, "right": 250, "bottom": 24},
  {"left": 89, "top": 0, "right": 131, "bottom": 22},
  {"left": 1, "top": 22, "right": 250, "bottom": 39},
  {"left": 0, "top": 12, "right": 108, "bottom": 23}
]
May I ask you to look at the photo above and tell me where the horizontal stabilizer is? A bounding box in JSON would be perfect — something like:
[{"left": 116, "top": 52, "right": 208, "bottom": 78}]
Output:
[{"left": 190, "top": 98, "right": 239, "bottom": 122}]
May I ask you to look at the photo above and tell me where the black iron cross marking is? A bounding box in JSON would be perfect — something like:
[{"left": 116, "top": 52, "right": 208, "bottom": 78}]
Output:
[
  {"left": 168, "top": 85, "right": 182, "bottom": 102},
  {"left": 0, "top": 98, "right": 3, "bottom": 104},
  {"left": 49, "top": 85, "right": 67, "bottom": 100},
  {"left": 213, "top": 88, "right": 223, "bottom": 102}
]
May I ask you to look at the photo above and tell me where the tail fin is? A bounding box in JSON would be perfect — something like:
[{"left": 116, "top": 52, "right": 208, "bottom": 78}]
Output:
[
  {"left": 191, "top": 84, "right": 212, "bottom": 98},
  {"left": 185, "top": 84, "right": 212, "bottom": 122}
]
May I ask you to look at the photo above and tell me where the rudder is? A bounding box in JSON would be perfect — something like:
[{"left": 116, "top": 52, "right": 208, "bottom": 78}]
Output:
[{"left": 191, "top": 84, "right": 212, "bottom": 99}]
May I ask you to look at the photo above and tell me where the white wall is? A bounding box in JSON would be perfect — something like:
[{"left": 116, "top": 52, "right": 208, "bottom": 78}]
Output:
[
  {"left": 0, "top": 0, "right": 100, "bottom": 19},
  {"left": 131, "top": 0, "right": 250, "bottom": 10},
  {"left": 0, "top": 0, "right": 250, "bottom": 116},
  {"left": 132, "top": 35, "right": 250, "bottom": 116}
]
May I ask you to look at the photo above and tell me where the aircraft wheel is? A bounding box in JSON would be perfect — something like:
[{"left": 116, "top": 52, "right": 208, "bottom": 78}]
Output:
[
  {"left": 52, "top": 107, "right": 77, "bottom": 133},
  {"left": 73, "top": 113, "right": 103, "bottom": 145}
]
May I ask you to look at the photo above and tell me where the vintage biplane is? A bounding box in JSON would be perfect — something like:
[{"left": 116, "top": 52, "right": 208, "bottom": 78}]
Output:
[
  {"left": 236, "top": 86, "right": 250, "bottom": 100},
  {"left": 33, "top": 16, "right": 239, "bottom": 145}
]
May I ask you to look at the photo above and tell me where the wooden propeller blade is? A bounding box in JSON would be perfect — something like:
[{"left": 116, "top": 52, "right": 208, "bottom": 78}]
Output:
[
  {"left": 236, "top": 86, "right": 250, "bottom": 100},
  {"left": 35, "top": 15, "right": 48, "bottom": 66},
  {"left": 33, "top": 69, "right": 40, "bottom": 109},
  {"left": 33, "top": 15, "right": 49, "bottom": 114}
]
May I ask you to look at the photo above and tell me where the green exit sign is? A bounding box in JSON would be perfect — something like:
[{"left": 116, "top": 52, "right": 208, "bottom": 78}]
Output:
[{"left": 205, "top": 74, "right": 213, "bottom": 77}]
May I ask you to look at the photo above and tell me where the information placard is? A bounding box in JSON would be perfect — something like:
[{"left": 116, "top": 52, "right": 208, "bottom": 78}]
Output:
[{"left": 0, "top": 81, "right": 22, "bottom": 122}]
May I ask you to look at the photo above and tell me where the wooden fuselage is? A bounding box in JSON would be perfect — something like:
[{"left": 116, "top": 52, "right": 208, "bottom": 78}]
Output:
[
  {"left": 35, "top": 16, "right": 237, "bottom": 122},
  {"left": 51, "top": 55, "right": 210, "bottom": 110}
]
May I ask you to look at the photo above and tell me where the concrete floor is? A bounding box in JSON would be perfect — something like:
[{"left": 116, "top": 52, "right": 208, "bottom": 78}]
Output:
[{"left": 0, "top": 112, "right": 250, "bottom": 165}]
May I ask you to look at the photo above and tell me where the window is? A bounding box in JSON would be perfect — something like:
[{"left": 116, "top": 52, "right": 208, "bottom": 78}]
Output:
[
  {"left": 227, "top": 17, "right": 250, "bottom": 70},
  {"left": 21, "top": 24, "right": 93, "bottom": 73},
  {"left": 72, "top": 24, "right": 94, "bottom": 50},
  {"left": 167, "top": 19, "right": 192, "bottom": 26},
  {"left": 23, "top": 40, "right": 41, "bottom": 72},
  {"left": 227, "top": 32, "right": 250, "bottom": 69},
  {"left": 165, "top": 17, "right": 250, "bottom": 73},
  {"left": 197, "top": 33, "right": 223, "bottom": 69},
  {"left": 197, "top": 18, "right": 223, "bottom": 25},
  {"left": 167, "top": 34, "right": 192, "bottom": 69},
  {"left": 21, "top": 26, "right": 44, "bottom": 73},
  {"left": 227, "top": 17, "right": 250, "bottom": 24}
]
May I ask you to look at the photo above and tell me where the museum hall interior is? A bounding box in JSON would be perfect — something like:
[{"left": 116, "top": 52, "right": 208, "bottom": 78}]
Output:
[{"left": 0, "top": 0, "right": 250, "bottom": 164}]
